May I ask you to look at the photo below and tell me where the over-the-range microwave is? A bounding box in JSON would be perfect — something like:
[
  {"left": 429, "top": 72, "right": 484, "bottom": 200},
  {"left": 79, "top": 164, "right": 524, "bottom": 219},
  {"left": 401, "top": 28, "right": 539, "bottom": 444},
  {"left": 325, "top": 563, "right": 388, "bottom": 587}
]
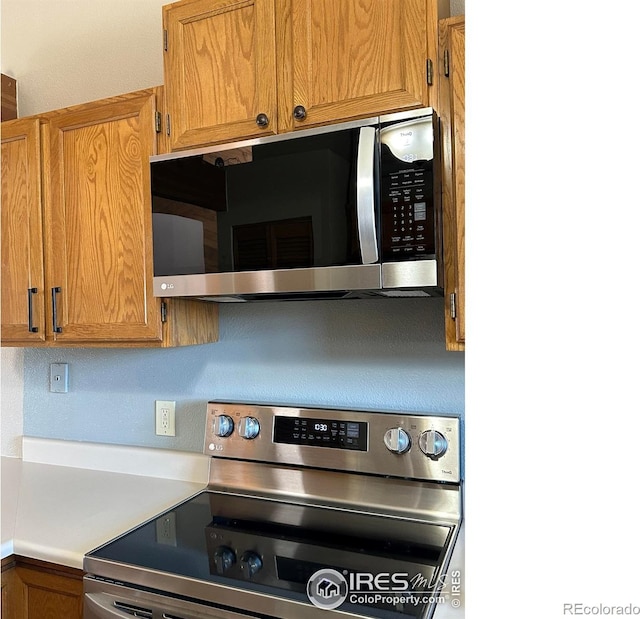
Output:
[{"left": 151, "top": 108, "right": 442, "bottom": 302}]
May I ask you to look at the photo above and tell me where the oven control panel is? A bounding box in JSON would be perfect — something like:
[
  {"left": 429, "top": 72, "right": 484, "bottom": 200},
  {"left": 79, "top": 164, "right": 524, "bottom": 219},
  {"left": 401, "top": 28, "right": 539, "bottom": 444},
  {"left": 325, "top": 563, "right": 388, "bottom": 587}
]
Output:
[{"left": 205, "top": 402, "right": 460, "bottom": 483}]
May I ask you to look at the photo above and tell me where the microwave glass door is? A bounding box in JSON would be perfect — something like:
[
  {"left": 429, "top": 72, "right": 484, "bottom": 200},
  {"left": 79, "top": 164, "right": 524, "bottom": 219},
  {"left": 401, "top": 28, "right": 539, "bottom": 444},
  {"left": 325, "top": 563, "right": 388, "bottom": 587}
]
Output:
[{"left": 151, "top": 128, "right": 374, "bottom": 277}]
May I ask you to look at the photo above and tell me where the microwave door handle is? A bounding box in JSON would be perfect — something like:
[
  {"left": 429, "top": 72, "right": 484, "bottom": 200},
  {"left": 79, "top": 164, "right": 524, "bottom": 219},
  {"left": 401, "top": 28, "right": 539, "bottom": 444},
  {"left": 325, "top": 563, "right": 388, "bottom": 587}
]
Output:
[{"left": 356, "top": 126, "right": 379, "bottom": 264}]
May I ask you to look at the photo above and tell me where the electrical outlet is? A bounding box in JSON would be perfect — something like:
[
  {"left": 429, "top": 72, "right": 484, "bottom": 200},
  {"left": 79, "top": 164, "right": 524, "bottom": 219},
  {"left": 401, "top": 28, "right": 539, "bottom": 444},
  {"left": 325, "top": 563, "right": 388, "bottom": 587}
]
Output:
[
  {"left": 155, "top": 400, "right": 176, "bottom": 436},
  {"left": 49, "top": 363, "right": 69, "bottom": 393},
  {"left": 155, "top": 511, "right": 177, "bottom": 546}
]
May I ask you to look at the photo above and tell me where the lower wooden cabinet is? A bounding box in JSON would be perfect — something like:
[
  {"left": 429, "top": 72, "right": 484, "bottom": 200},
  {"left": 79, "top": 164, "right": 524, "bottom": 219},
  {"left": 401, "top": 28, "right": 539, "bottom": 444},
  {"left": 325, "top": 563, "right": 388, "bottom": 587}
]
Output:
[{"left": 1, "top": 556, "right": 83, "bottom": 619}]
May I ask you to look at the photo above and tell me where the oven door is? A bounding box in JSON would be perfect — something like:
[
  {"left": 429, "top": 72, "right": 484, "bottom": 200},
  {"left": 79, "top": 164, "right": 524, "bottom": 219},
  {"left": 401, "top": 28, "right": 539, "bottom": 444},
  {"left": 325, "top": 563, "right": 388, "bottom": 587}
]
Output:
[{"left": 84, "top": 577, "right": 257, "bottom": 619}]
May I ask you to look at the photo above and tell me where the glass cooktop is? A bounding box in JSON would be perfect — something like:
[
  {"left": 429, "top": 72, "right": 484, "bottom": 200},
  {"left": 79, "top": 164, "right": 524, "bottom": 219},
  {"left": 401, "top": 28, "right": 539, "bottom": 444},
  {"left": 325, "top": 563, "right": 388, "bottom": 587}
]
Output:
[{"left": 87, "top": 490, "right": 454, "bottom": 619}]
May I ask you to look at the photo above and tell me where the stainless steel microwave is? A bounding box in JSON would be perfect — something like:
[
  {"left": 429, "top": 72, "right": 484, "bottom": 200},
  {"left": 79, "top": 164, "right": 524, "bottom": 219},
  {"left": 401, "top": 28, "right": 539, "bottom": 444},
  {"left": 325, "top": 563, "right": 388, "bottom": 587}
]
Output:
[{"left": 150, "top": 108, "right": 442, "bottom": 302}]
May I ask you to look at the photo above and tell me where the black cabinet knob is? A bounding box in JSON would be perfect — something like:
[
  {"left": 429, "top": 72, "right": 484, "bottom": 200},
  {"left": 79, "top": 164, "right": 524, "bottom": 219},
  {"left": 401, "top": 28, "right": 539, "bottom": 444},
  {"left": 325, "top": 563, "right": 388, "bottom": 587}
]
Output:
[
  {"left": 293, "top": 105, "right": 307, "bottom": 121},
  {"left": 255, "top": 113, "right": 269, "bottom": 127}
]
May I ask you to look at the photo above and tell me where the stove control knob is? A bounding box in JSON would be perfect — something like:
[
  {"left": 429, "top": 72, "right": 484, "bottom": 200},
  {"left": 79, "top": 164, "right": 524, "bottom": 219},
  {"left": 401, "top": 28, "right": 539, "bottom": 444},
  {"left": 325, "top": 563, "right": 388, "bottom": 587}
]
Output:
[
  {"left": 239, "top": 416, "right": 260, "bottom": 440},
  {"left": 213, "top": 546, "right": 236, "bottom": 574},
  {"left": 214, "top": 414, "right": 234, "bottom": 437},
  {"left": 383, "top": 428, "right": 411, "bottom": 454},
  {"left": 240, "top": 551, "right": 263, "bottom": 579},
  {"left": 419, "top": 430, "right": 448, "bottom": 459}
]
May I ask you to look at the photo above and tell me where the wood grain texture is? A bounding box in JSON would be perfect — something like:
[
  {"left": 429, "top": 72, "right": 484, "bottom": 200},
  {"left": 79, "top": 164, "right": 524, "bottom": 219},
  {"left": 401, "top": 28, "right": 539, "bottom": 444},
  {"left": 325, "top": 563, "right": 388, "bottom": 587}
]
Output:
[
  {"left": 164, "top": 0, "right": 277, "bottom": 150},
  {"left": 2, "top": 89, "right": 219, "bottom": 348},
  {"left": 43, "top": 89, "right": 162, "bottom": 342},
  {"left": 438, "top": 16, "right": 464, "bottom": 351},
  {"left": 162, "top": 298, "right": 219, "bottom": 347},
  {"left": 1, "top": 73, "right": 17, "bottom": 121},
  {"left": 1, "top": 117, "right": 46, "bottom": 343},
  {"left": 283, "top": 0, "right": 444, "bottom": 130},
  {"left": 2, "top": 557, "right": 83, "bottom": 619}
]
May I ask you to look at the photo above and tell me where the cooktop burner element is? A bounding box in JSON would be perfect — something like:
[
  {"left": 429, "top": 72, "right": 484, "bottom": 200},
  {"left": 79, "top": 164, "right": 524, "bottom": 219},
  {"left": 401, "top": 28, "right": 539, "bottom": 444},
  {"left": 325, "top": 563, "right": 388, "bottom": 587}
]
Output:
[{"left": 84, "top": 403, "right": 463, "bottom": 619}]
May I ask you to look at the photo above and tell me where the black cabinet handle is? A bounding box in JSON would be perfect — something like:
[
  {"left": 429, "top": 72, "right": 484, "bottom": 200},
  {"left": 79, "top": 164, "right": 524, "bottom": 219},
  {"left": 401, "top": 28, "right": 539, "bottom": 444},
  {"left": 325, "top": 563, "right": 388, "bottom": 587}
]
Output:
[
  {"left": 255, "top": 113, "right": 269, "bottom": 127},
  {"left": 293, "top": 105, "right": 307, "bottom": 121},
  {"left": 51, "top": 286, "right": 62, "bottom": 333},
  {"left": 27, "top": 287, "right": 39, "bottom": 333}
]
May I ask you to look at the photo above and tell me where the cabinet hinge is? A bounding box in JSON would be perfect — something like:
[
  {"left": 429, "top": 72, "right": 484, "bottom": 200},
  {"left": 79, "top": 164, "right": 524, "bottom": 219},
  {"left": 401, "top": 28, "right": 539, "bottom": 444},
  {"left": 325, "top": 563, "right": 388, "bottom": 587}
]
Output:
[
  {"left": 444, "top": 50, "right": 450, "bottom": 78},
  {"left": 155, "top": 111, "right": 162, "bottom": 133},
  {"left": 163, "top": 29, "right": 168, "bottom": 52},
  {"left": 450, "top": 292, "right": 457, "bottom": 319},
  {"left": 166, "top": 113, "right": 171, "bottom": 136},
  {"left": 426, "top": 58, "right": 433, "bottom": 86},
  {"left": 161, "top": 301, "right": 167, "bottom": 323}
]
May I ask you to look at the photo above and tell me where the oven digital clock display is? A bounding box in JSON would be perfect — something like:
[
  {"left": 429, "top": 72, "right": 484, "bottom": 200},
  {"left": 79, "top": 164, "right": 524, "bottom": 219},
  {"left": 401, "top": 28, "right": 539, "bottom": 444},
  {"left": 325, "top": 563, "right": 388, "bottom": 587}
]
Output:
[{"left": 273, "top": 416, "right": 368, "bottom": 451}]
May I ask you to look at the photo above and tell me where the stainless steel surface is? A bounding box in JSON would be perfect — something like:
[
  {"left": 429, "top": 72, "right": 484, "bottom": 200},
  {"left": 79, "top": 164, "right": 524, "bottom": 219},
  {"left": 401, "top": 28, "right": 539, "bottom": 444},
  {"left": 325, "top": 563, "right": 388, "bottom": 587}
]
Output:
[
  {"left": 84, "top": 563, "right": 394, "bottom": 619},
  {"left": 205, "top": 403, "right": 460, "bottom": 484},
  {"left": 207, "top": 459, "right": 461, "bottom": 524},
  {"left": 381, "top": 260, "right": 439, "bottom": 289},
  {"left": 380, "top": 116, "right": 434, "bottom": 163},
  {"left": 84, "top": 578, "right": 272, "bottom": 619},
  {"left": 153, "top": 264, "right": 382, "bottom": 298},
  {"left": 356, "top": 126, "right": 379, "bottom": 264}
]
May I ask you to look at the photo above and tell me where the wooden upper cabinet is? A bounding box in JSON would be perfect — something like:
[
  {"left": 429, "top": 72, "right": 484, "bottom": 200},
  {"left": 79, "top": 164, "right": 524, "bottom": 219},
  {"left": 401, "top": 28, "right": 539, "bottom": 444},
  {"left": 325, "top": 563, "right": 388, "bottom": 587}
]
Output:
[
  {"left": 1, "top": 118, "right": 46, "bottom": 343},
  {"left": 1, "top": 89, "right": 218, "bottom": 347},
  {"left": 439, "top": 16, "right": 464, "bottom": 351},
  {"left": 162, "top": 0, "right": 447, "bottom": 150},
  {"left": 279, "top": 0, "right": 445, "bottom": 133},
  {"left": 163, "top": 0, "right": 278, "bottom": 150},
  {"left": 43, "top": 90, "right": 163, "bottom": 342}
]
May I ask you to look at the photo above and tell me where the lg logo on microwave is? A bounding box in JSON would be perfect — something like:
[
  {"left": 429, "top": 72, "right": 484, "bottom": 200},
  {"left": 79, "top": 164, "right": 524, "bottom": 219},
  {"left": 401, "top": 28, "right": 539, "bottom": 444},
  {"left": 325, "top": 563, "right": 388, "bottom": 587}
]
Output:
[{"left": 160, "top": 283, "right": 174, "bottom": 290}]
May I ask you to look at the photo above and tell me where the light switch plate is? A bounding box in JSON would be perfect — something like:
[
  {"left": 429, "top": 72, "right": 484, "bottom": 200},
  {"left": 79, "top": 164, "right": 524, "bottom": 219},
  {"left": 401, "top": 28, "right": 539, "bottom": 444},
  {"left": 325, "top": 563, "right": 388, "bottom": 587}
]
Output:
[{"left": 49, "top": 363, "right": 69, "bottom": 393}]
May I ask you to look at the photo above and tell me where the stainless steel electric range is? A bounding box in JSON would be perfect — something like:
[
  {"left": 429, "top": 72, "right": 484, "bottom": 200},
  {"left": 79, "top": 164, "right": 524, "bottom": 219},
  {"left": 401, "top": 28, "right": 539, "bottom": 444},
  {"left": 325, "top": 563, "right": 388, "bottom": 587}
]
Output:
[{"left": 83, "top": 402, "right": 463, "bottom": 619}]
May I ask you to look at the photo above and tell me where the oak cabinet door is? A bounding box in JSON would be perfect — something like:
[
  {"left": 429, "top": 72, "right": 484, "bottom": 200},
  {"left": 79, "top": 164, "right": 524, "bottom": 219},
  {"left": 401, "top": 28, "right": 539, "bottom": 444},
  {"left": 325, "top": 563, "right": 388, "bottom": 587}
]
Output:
[
  {"left": 44, "top": 90, "right": 162, "bottom": 342},
  {"left": 163, "top": 0, "right": 278, "bottom": 150},
  {"left": 2, "top": 557, "right": 83, "bottom": 619},
  {"left": 1, "top": 118, "right": 46, "bottom": 343},
  {"left": 439, "top": 16, "right": 465, "bottom": 351},
  {"left": 279, "top": 0, "right": 439, "bottom": 132}
]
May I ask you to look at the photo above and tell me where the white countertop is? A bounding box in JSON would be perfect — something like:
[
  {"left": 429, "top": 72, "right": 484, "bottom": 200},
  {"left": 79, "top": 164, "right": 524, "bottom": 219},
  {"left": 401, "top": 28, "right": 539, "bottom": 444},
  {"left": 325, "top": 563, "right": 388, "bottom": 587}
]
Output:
[{"left": 1, "top": 438, "right": 209, "bottom": 569}]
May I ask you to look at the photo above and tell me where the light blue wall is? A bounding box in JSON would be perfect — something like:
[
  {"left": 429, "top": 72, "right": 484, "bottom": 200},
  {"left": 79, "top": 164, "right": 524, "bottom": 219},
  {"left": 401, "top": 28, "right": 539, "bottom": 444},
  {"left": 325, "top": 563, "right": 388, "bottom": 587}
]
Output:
[{"left": 22, "top": 298, "right": 464, "bottom": 453}]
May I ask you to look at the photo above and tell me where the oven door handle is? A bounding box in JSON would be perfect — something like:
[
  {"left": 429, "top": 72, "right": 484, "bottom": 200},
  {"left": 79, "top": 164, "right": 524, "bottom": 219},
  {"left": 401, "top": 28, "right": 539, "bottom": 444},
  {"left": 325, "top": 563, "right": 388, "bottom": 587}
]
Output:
[
  {"left": 85, "top": 591, "right": 250, "bottom": 619},
  {"left": 84, "top": 594, "right": 153, "bottom": 619}
]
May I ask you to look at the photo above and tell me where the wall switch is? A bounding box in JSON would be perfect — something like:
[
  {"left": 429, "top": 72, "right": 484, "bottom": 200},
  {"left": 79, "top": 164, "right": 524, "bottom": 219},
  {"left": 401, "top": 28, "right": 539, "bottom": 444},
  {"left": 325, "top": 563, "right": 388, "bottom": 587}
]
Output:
[
  {"left": 155, "top": 511, "right": 177, "bottom": 546},
  {"left": 49, "top": 363, "right": 69, "bottom": 393},
  {"left": 155, "top": 400, "right": 176, "bottom": 436}
]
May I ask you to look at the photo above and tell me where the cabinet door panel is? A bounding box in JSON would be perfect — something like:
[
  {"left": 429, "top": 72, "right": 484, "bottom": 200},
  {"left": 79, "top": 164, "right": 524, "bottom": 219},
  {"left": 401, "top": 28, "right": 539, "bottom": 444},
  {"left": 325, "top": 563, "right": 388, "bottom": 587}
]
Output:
[
  {"left": 439, "top": 17, "right": 465, "bottom": 350},
  {"left": 284, "top": 0, "right": 430, "bottom": 130},
  {"left": 45, "top": 92, "right": 161, "bottom": 342},
  {"left": 1, "top": 118, "right": 45, "bottom": 342},
  {"left": 164, "top": 0, "right": 277, "bottom": 149}
]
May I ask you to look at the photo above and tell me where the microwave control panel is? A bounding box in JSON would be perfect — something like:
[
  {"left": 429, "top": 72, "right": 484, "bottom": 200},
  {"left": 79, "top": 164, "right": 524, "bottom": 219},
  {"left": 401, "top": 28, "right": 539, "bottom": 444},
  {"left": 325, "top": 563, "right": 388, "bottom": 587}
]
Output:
[
  {"left": 379, "top": 114, "right": 436, "bottom": 262},
  {"left": 380, "top": 160, "right": 435, "bottom": 261}
]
